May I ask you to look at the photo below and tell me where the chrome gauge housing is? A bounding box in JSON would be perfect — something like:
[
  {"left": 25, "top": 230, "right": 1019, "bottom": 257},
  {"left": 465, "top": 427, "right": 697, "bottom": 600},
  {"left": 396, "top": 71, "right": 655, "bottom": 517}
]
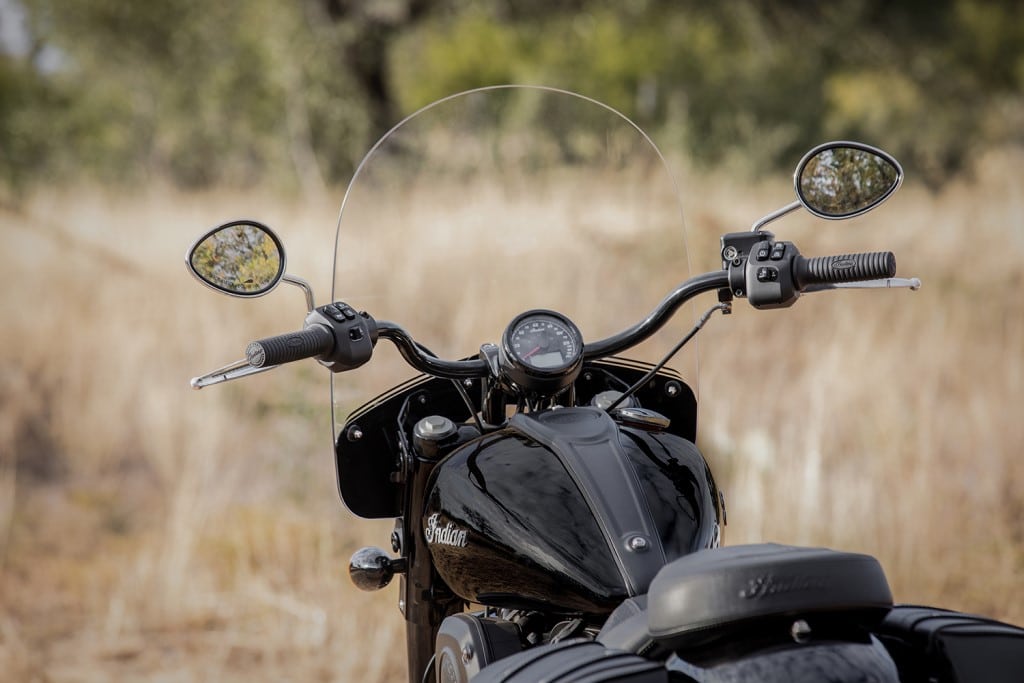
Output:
[{"left": 499, "top": 310, "right": 584, "bottom": 397}]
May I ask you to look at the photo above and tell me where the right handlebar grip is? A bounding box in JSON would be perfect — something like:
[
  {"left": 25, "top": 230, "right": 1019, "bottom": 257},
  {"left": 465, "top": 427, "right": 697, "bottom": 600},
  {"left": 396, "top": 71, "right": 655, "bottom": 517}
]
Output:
[
  {"left": 793, "top": 251, "right": 896, "bottom": 289},
  {"left": 246, "top": 324, "right": 334, "bottom": 368}
]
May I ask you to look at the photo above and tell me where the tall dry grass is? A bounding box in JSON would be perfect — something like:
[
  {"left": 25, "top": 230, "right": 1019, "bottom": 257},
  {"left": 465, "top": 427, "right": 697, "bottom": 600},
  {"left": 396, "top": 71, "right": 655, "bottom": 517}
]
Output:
[
  {"left": 0, "top": 187, "right": 406, "bottom": 681},
  {"left": 0, "top": 149, "right": 1022, "bottom": 681},
  {"left": 690, "top": 151, "right": 1024, "bottom": 616}
]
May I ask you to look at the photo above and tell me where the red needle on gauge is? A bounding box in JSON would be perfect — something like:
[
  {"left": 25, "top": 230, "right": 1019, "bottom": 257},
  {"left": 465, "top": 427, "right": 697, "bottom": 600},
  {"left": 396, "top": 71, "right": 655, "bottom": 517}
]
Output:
[{"left": 523, "top": 346, "right": 542, "bottom": 359}]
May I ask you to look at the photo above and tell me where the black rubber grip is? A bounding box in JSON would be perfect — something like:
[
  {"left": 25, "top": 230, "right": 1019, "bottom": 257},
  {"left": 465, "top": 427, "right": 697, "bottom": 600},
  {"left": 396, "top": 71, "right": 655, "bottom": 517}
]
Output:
[
  {"left": 246, "top": 325, "right": 334, "bottom": 367},
  {"left": 793, "top": 251, "right": 896, "bottom": 289}
]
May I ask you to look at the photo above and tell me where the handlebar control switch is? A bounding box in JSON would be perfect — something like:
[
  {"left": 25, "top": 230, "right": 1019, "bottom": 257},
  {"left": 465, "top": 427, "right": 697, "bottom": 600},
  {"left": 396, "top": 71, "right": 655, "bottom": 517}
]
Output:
[
  {"left": 721, "top": 230, "right": 774, "bottom": 298},
  {"left": 308, "top": 301, "right": 379, "bottom": 372},
  {"left": 746, "top": 240, "right": 801, "bottom": 309}
]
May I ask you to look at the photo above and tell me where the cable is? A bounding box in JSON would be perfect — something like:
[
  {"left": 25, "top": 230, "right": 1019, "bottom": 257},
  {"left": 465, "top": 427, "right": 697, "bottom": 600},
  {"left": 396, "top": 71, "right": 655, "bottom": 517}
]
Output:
[{"left": 604, "top": 302, "right": 731, "bottom": 413}]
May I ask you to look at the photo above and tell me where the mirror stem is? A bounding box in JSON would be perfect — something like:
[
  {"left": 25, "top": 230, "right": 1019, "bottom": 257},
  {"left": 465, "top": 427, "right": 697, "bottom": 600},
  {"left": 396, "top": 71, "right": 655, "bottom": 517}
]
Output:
[
  {"left": 282, "top": 274, "right": 316, "bottom": 311},
  {"left": 750, "top": 200, "right": 801, "bottom": 232}
]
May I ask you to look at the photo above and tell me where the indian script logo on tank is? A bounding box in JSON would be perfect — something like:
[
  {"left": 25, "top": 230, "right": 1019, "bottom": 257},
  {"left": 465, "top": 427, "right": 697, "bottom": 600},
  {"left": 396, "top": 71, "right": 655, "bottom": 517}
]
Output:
[{"left": 425, "top": 513, "right": 468, "bottom": 548}]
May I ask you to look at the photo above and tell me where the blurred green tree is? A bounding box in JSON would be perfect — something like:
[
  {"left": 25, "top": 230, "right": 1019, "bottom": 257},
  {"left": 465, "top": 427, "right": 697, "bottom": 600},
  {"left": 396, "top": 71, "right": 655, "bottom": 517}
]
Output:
[
  {"left": 15, "top": 0, "right": 372, "bottom": 190},
  {"left": 1, "top": 0, "right": 1021, "bottom": 189}
]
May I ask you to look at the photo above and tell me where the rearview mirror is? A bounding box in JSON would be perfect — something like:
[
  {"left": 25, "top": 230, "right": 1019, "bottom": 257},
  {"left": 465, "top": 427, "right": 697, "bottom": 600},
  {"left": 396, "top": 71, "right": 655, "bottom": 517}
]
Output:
[
  {"left": 186, "top": 220, "right": 285, "bottom": 297},
  {"left": 795, "top": 142, "right": 903, "bottom": 219}
]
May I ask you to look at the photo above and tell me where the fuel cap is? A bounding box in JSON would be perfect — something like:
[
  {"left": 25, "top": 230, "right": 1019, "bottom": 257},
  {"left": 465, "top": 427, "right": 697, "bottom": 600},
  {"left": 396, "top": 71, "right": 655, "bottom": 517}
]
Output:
[
  {"left": 414, "top": 415, "right": 457, "bottom": 441},
  {"left": 413, "top": 415, "right": 458, "bottom": 459}
]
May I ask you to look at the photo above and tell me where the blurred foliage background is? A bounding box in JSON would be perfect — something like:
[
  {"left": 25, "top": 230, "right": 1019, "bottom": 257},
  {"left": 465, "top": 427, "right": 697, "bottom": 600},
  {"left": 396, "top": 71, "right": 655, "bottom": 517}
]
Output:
[{"left": 2, "top": 0, "right": 1023, "bottom": 194}]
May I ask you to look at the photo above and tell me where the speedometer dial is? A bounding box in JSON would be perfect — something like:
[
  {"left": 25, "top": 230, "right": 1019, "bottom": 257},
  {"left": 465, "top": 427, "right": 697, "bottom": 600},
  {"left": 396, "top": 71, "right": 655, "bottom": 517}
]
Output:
[
  {"left": 510, "top": 316, "right": 580, "bottom": 370},
  {"left": 500, "top": 310, "right": 584, "bottom": 396}
]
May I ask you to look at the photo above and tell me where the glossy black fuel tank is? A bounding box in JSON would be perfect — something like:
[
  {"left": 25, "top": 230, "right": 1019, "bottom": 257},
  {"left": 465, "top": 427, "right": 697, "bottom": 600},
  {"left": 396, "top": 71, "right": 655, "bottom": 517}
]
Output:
[{"left": 423, "top": 408, "right": 721, "bottom": 616}]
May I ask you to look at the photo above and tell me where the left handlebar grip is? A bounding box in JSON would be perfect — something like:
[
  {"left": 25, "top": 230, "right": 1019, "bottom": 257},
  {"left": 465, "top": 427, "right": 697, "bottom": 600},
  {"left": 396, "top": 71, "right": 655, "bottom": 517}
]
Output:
[{"left": 246, "top": 325, "right": 334, "bottom": 368}]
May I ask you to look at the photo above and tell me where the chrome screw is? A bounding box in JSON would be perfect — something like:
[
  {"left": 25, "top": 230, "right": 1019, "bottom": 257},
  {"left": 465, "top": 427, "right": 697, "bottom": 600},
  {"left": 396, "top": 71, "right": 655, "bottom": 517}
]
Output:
[
  {"left": 791, "top": 619, "right": 812, "bottom": 643},
  {"left": 627, "top": 536, "right": 650, "bottom": 552}
]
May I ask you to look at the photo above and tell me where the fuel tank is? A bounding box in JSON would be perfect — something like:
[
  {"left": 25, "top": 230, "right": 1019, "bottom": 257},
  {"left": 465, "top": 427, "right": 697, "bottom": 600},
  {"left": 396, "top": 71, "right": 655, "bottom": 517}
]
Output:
[{"left": 423, "top": 407, "right": 722, "bottom": 616}]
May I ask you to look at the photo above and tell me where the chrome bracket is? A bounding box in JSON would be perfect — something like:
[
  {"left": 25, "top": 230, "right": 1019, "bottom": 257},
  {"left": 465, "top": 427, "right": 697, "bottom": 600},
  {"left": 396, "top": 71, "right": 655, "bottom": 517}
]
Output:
[
  {"left": 750, "top": 200, "right": 802, "bottom": 232},
  {"left": 282, "top": 274, "right": 316, "bottom": 311}
]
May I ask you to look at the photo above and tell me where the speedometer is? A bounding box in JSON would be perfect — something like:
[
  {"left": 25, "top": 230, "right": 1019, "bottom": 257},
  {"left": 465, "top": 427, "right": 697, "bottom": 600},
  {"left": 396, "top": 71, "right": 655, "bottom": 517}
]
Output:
[
  {"left": 510, "top": 316, "right": 580, "bottom": 370},
  {"left": 500, "top": 310, "right": 584, "bottom": 395}
]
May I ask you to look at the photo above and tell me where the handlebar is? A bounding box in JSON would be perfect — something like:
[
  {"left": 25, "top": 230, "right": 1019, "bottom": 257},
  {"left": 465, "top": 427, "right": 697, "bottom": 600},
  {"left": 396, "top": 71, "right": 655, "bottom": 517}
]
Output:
[
  {"left": 376, "top": 322, "right": 489, "bottom": 378},
  {"left": 370, "top": 272, "right": 730, "bottom": 379},
  {"left": 240, "top": 241, "right": 910, "bottom": 381},
  {"left": 582, "top": 271, "right": 729, "bottom": 359}
]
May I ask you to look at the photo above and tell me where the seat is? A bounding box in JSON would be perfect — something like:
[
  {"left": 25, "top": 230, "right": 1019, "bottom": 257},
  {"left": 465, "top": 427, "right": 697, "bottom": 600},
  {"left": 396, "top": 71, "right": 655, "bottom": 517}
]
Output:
[{"left": 645, "top": 543, "right": 893, "bottom": 650}]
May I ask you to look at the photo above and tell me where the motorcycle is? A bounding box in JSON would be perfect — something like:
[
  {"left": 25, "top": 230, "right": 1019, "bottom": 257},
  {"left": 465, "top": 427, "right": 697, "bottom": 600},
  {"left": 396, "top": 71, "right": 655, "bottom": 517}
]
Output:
[{"left": 185, "top": 86, "right": 1024, "bottom": 682}]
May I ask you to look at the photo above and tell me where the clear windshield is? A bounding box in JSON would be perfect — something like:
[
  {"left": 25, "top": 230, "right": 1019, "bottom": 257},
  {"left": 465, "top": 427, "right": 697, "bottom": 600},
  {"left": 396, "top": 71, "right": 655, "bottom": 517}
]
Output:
[{"left": 332, "top": 86, "right": 696, "bottom": 432}]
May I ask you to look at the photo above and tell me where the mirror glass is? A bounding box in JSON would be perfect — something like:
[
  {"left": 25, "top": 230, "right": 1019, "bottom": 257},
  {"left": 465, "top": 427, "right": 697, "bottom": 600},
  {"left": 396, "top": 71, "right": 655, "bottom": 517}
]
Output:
[
  {"left": 188, "top": 220, "right": 284, "bottom": 296},
  {"left": 796, "top": 144, "right": 901, "bottom": 218}
]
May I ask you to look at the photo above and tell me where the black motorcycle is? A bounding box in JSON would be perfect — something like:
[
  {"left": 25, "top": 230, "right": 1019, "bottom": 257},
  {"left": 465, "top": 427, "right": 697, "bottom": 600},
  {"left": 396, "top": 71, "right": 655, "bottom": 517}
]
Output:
[{"left": 186, "top": 86, "right": 1023, "bottom": 682}]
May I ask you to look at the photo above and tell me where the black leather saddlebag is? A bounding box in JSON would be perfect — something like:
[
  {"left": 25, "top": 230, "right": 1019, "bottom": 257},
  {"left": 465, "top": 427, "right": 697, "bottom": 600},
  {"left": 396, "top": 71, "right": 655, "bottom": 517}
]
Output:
[
  {"left": 874, "top": 605, "right": 1024, "bottom": 683},
  {"left": 667, "top": 637, "right": 900, "bottom": 683},
  {"left": 471, "top": 640, "right": 667, "bottom": 683}
]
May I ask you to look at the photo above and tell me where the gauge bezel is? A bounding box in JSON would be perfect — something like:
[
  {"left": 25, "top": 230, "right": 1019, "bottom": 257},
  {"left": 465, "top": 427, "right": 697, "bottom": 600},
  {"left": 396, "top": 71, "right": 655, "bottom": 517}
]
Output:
[{"left": 499, "top": 309, "right": 584, "bottom": 396}]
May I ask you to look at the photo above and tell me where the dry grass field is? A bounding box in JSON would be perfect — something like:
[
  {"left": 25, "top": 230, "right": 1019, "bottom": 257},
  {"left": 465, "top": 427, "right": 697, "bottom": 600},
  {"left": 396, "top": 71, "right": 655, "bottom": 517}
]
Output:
[{"left": 1, "top": 149, "right": 1021, "bottom": 681}]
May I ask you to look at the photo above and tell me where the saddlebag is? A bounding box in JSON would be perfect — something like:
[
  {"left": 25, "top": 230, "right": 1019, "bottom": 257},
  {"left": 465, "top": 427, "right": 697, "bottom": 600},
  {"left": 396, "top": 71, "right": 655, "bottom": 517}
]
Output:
[
  {"left": 874, "top": 605, "right": 1024, "bottom": 683},
  {"left": 471, "top": 640, "right": 667, "bottom": 683},
  {"left": 666, "top": 637, "right": 899, "bottom": 683}
]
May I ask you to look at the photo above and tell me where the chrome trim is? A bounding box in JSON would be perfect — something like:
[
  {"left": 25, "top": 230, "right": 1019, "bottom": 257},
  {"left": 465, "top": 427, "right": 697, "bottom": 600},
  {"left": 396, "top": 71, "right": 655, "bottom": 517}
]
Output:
[
  {"left": 613, "top": 406, "right": 671, "bottom": 431},
  {"left": 190, "top": 358, "right": 280, "bottom": 389},
  {"left": 804, "top": 277, "right": 922, "bottom": 293},
  {"left": 282, "top": 273, "right": 316, "bottom": 311},
  {"left": 749, "top": 200, "right": 801, "bottom": 232}
]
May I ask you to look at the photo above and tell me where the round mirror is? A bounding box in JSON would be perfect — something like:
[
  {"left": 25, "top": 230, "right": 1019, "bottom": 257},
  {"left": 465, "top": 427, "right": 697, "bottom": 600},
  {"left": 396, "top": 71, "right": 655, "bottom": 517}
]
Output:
[
  {"left": 795, "top": 142, "right": 903, "bottom": 219},
  {"left": 186, "top": 220, "right": 285, "bottom": 297}
]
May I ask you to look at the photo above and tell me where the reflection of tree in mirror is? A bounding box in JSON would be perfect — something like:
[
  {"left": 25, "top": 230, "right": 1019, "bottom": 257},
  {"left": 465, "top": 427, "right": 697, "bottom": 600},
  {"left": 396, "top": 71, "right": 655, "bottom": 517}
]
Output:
[
  {"left": 800, "top": 148, "right": 898, "bottom": 217},
  {"left": 190, "top": 225, "right": 281, "bottom": 294}
]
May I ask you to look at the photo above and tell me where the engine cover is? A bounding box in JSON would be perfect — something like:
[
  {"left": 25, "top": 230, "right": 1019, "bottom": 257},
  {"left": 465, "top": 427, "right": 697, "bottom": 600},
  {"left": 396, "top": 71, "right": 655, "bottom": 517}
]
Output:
[{"left": 435, "top": 614, "right": 522, "bottom": 683}]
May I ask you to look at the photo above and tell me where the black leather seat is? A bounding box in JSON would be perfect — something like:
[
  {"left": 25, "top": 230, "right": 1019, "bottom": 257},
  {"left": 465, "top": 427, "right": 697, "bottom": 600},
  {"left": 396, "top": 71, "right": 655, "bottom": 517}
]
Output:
[
  {"left": 599, "top": 543, "right": 893, "bottom": 654},
  {"left": 649, "top": 543, "right": 892, "bottom": 648}
]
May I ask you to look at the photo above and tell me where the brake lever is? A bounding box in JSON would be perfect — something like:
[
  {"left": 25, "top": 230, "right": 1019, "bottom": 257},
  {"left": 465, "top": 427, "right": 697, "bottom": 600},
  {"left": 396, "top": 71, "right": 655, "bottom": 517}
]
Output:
[
  {"left": 804, "top": 277, "right": 922, "bottom": 293},
  {"left": 191, "top": 358, "right": 280, "bottom": 389}
]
